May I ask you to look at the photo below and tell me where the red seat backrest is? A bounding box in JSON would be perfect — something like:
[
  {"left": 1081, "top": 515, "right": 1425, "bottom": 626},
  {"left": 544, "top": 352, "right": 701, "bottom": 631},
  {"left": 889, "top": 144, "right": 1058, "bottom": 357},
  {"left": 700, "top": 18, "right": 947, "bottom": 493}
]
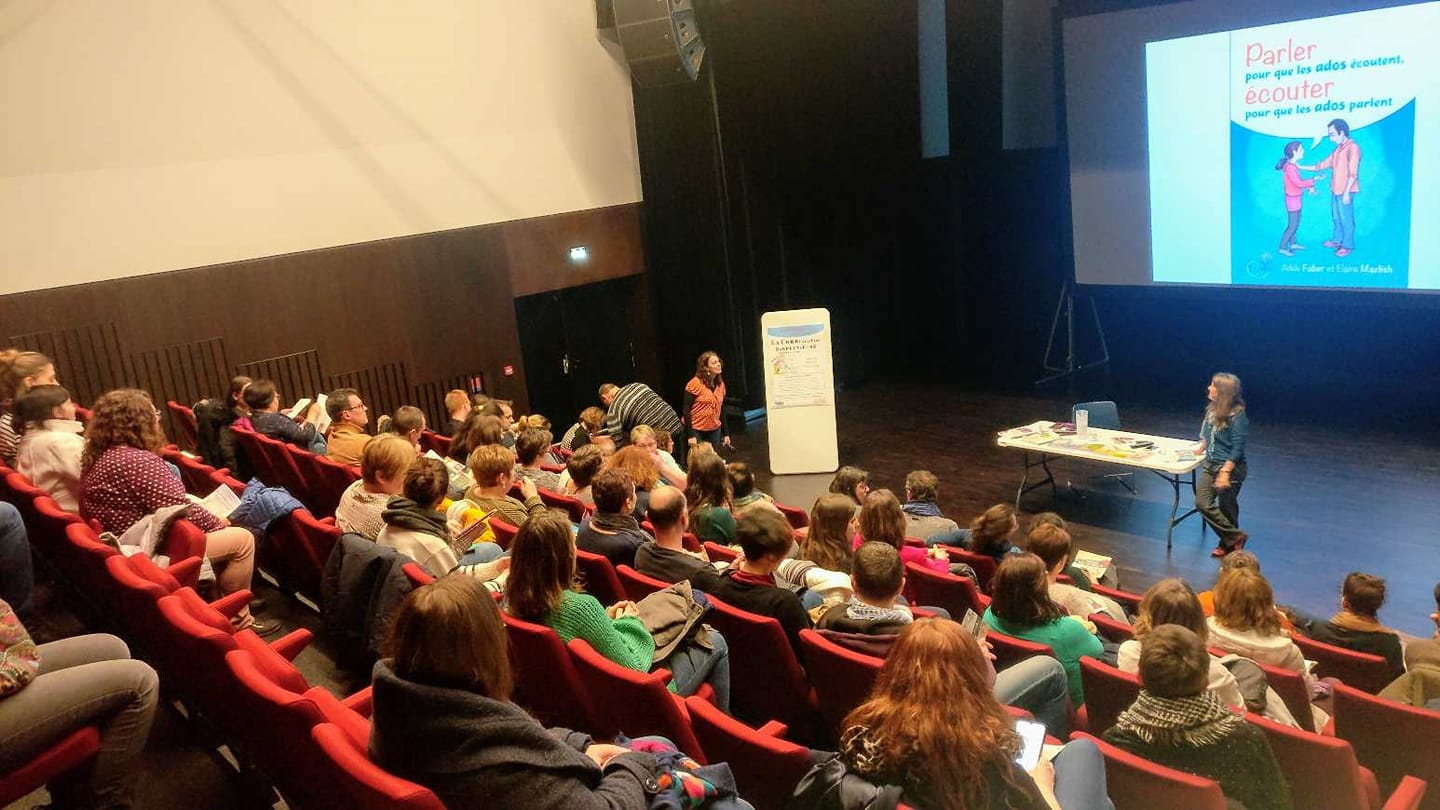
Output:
[
  {"left": 985, "top": 628, "right": 1055, "bottom": 672},
  {"left": 264, "top": 508, "right": 337, "bottom": 603},
  {"left": 1088, "top": 612, "right": 1134, "bottom": 644},
  {"left": 615, "top": 565, "right": 671, "bottom": 601},
  {"left": 775, "top": 502, "right": 810, "bottom": 530},
  {"left": 160, "top": 517, "right": 209, "bottom": 565},
  {"left": 401, "top": 562, "right": 436, "bottom": 589},
  {"left": 1074, "top": 731, "right": 1228, "bottom": 810},
  {"left": 703, "top": 541, "right": 738, "bottom": 563},
  {"left": 537, "top": 487, "right": 587, "bottom": 523},
  {"left": 799, "top": 629, "right": 883, "bottom": 746},
  {"left": 1090, "top": 584, "right": 1144, "bottom": 614},
  {"left": 499, "top": 611, "right": 597, "bottom": 734},
  {"left": 28, "top": 494, "right": 81, "bottom": 556},
  {"left": 1245, "top": 711, "right": 1379, "bottom": 810},
  {"left": 1078, "top": 656, "right": 1141, "bottom": 736},
  {"left": 704, "top": 595, "right": 819, "bottom": 742},
  {"left": 574, "top": 548, "right": 626, "bottom": 606},
  {"left": 1333, "top": 682, "right": 1440, "bottom": 808},
  {"left": 566, "top": 638, "right": 706, "bottom": 759},
  {"left": 685, "top": 695, "right": 813, "bottom": 810},
  {"left": 943, "top": 547, "right": 998, "bottom": 593},
  {"left": 489, "top": 516, "right": 518, "bottom": 550},
  {"left": 166, "top": 400, "right": 200, "bottom": 451},
  {"left": 1256, "top": 661, "right": 1317, "bottom": 733},
  {"left": 310, "top": 723, "right": 446, "bottom": 810},
  {"left": 904, "top": 561, "right": 987, "bottom": 619},
  {"left": 1292, "top": 633, "right": 1393, "bottom": 694}
]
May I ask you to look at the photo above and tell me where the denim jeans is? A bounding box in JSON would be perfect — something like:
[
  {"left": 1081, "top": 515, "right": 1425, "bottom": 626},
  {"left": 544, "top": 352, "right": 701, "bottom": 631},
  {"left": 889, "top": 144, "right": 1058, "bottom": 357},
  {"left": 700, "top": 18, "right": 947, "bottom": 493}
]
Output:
[
  {"left": 993, "top": 655, "right": 1071, "bottom": 738},
  {"left": 923, "top": 527, "right": 971, "bottom": 547},
  {"left": 1331, "top": 193, "right": 1356, "bottom": 250},
  {"left": 0, "top": 502, "right": 34, "bottom": 616},
  {"left": 662, "top": 629, "right": 731, "bottom": 714},
  {"left": 459, "top": 542, "right": 505, "bottom": 565},
  {"left": 1052, "top": 737, "right": 1115, "bottom": 810},
  {"left": 0, "top": 634, "right": 159, "bottom": 808}
]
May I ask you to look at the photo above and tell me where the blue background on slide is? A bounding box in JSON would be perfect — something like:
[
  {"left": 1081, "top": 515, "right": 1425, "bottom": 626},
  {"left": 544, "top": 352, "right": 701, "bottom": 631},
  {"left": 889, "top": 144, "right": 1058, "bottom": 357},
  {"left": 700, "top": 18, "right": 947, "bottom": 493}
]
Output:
[{"left": 1229, "top": 100, "right": 1414, "bottom": 288}]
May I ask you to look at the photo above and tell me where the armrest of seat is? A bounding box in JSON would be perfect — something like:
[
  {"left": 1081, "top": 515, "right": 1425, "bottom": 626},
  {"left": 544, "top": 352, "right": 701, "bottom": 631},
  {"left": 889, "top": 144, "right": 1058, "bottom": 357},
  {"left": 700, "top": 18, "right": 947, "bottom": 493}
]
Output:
[
  {"left": 269, "top": 628, "right": 314, "bottom": 660},
  {"left": 320, "top": 517, "right": 336, "bottom": 526},
  {"left": 165, "top": 556, "right": 203, "bottom": 589},
  {"left": 342, "top": 686, "right": 373, "bottom": 718},
  {"left": 210, "top": 589, "right": 253, "bottom": 619},
  {"left": 756, "top": 720, "right": 790, "bottom": 738},
  {"left": 1382, "top": 776, "right": 1428, "bottom": 810}
]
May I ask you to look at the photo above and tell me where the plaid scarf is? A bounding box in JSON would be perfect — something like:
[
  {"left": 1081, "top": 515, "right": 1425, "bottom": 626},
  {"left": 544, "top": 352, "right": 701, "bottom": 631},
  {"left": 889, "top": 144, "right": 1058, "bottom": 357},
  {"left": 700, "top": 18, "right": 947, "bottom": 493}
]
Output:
[
  {"left": 846, "top": 597, "right": 913, "bottom": 625},
  {"left": 1111, "top": 690, "right": 1245, "bottom": 748}
]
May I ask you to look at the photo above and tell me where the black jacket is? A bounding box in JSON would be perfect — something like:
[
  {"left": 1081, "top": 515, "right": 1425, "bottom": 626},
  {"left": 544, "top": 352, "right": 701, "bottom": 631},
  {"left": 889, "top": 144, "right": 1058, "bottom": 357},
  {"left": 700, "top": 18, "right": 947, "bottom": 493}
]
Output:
[{"left": 369, "top": 659, "right": 659, "bottom": 809}]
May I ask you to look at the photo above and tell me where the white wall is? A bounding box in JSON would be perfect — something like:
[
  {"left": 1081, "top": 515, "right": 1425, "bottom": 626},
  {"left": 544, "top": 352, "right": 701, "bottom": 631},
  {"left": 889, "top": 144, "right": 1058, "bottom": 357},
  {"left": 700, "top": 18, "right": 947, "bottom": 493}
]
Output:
[{"left": 0, "top": 0, "right": 643, "bottom": 295}]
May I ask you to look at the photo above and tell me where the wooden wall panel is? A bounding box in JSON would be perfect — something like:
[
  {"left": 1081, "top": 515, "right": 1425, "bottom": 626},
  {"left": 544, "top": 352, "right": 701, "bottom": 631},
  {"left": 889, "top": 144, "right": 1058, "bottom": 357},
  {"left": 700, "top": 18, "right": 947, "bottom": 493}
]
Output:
[
  {"left": 0, "top": 203, "right": 649, "bottom": 421},
  {"left": 413, "top": 373, "right": 482, "bottom": 434},
  {"left": 328, "top": 362, "right": 410, "bottom": 427},
  {"left": 505, "top": 204, "right": 645, "bottom": 298}
]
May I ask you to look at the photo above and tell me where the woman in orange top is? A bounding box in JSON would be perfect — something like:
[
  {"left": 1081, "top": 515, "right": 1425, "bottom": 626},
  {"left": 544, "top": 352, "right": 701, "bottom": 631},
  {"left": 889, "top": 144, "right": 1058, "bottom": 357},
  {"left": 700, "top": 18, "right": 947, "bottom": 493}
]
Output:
[{"left": 683, "top": 351, "right": 730, "bottom": 452}]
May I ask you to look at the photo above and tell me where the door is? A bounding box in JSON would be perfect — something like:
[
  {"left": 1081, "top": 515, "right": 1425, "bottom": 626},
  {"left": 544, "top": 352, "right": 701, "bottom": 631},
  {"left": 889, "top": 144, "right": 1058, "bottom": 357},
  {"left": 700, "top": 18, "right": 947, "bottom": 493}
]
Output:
[
  {"left": 514, "top": 291, "right": 573, "bottom": 419},
  {"left": 514, "top": 277, "right": 643, "bottom": 422}
]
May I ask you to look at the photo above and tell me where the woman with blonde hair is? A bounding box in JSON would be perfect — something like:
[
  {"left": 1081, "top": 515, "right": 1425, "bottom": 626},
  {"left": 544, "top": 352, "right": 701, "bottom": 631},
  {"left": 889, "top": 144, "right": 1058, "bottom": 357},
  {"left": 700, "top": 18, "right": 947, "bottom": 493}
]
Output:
[
  {"left": 1195, "top": 372, "right": 1249, "bottom": 557},
  {"left": 0, "top": 349, "right": 57, "bottom": 464},
  {"left": 604, "top": 445, "right": 660, "bottom": 518},
  {"left": 79, "top": 389, "right": 271, "bottom": 633},
  {"left": 817, "top": 618, "right": 1111, "bottom": 810},
  {"left": 1207, "top": 570, "right": 1311, "bottom": 687},
  {"left": 334, "top": 434, "right": 417, "bottom": 540}
]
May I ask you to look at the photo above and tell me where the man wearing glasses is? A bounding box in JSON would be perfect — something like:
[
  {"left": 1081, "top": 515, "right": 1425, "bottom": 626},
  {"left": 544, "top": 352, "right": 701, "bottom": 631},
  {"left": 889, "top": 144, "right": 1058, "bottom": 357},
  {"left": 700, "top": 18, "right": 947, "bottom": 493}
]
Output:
[{"left": 325, "top": 387, "right": 373, "bottom": 466}]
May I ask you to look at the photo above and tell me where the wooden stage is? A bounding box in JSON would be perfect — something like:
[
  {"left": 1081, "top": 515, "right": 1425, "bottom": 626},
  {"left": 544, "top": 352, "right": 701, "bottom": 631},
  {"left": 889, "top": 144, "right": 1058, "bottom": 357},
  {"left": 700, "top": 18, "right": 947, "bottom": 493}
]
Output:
[{"left": 732, "top": 383, "right": 1440, "bottom": 637}]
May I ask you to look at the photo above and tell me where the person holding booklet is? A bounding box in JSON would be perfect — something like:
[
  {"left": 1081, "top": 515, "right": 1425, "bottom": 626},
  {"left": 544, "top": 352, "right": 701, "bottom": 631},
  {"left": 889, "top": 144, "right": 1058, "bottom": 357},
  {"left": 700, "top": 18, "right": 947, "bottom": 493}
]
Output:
[
  {"left": 795, "top": 618, "right": 1112, "bottom": 810},
  {"left": 324, "top": 387, "right": 373, "bottom": 466},
  {"left": 78, "top": 389, "right": 274, "bottom": 634},
  {"left": 244, "top": 379, "right": 326, "bottom": 455}
]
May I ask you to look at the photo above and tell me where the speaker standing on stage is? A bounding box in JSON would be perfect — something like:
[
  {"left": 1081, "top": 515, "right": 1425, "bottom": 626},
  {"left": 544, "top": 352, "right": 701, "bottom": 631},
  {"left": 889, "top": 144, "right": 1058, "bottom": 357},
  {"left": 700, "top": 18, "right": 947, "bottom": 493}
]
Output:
[
  {"left": 1195, "top": 373, "right": 1249, "bottom": 558},
  {"left": 684, "top": 351, "right": 731, "bottom": 451}
]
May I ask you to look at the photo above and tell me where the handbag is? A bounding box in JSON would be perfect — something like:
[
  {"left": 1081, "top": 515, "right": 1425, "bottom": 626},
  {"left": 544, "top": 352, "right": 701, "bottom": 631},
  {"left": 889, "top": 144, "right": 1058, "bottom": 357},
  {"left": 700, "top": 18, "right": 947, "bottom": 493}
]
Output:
[{"left": 790, "top": 754, "right": 904, "bottom": 810}]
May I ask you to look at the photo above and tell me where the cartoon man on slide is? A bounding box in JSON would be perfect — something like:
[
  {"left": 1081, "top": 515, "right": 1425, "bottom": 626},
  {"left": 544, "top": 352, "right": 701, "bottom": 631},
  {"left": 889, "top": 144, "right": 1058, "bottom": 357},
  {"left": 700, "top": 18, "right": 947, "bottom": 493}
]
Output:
[{"left": 1301, "top": 118, "right": 1361, "bottom": 257}]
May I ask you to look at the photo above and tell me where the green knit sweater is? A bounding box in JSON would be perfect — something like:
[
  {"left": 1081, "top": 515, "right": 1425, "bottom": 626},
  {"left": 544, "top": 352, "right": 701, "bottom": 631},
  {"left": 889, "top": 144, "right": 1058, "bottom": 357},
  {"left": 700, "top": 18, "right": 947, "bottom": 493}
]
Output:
[{"left": 543, "top": 590, "right": 654, "bottom": 672}]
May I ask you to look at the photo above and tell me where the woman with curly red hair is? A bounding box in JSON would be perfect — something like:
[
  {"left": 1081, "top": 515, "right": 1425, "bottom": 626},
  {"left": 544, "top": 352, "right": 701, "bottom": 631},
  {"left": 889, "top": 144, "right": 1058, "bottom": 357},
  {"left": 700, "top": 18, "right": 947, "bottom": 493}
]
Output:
[
  {"left": 79, "top": 389, "right": 272, "bottom": 633},
  {"left": 820, "top": 618, "right": 1111, "bottom": 810}
]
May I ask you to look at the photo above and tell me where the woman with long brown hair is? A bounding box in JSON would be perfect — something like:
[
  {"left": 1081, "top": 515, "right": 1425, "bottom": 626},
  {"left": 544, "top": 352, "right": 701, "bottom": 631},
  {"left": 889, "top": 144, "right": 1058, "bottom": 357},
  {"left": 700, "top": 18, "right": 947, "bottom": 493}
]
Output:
[
  {"left": 78, "top": 389, "right": 271, "bottom": 633},
  {"left": 827, "top": 618, "right": 1112, "bottom": 810},
  {"left": 853, "top": 489, "right": 950, "bottom": 574},
  {"left": 802, "top": 493, "right": 857, "bottom": 571},
  {"left": 683, "top": 350, "right": 730, "bottom": 455},
  {"left": 984, "top": 554, "right": 1104, "bottom": 705},
  {"left": 969, "top": 502, "right": 1020, "bottom": 562},
  {"left": 685, "top": 448, "right": 735, "bottom": 544},
  {"left": 1195, "top": 372, "right": 1249, "bottom": 557}
]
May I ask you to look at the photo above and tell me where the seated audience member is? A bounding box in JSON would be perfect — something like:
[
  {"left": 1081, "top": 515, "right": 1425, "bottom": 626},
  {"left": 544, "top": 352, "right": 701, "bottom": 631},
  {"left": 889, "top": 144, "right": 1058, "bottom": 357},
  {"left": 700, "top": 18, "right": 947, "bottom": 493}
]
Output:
[
  {"left": 686, "top": 448, "right": 735, "bottom": 544},
  {"left": 1029, "top": 512, "right": 1095, "bottom": 590},
  {"left": 969, "top": 503, "right": 1021, "bottom": 562},
  {"left": 1, "top": 349, "right": 58, "bottom": 465},
  {"left": 692, "top": 508, "right": 812, "bottom": 655},
  {"left": 14, "top": 384, "right": 84, "bottom": 511},
  {"left": 801, "top": 493, "right": 857, "bottom": 572},
  {"left": 192, "top": 375, "right": 250, "bottom": 473},
  {"left": 597, "top": 381, "right": 683, "bottom": 450},
  {"left": 828, "top": 465, "right": 871, "bottom": 510},
  {"left": 446, "top": 443, "right": 546, "bottom": 532},
  {"left": 1105, "top": 625, "right": 1293, "bottom": 810},
  {"left": 335, "top": 434, "right": 415, "bottom": 540},
  {"left": 244, "top": 379, "right": 324, "bottom": 454},
  {"left": 560, "top": 405, "right": 606, "bottom": 453},
  {"left": 635, "top": 486, "right": 711, "bottom": 583},
  {"left": 901, "top": 470, "right": 966, "bottom": 546},
  {"left": 0, "top": 599, "right": 160, "bottom": 809},
  {"left": 821, "top": 618, "right": 1112, "bottom": 810},
  {"left": 1, "top": 503, "right": 35, "bottom": 615},
  {"left": 1197, "top": 550, "right": 1295, "bottom": 632},
  {"left": 1117, "top": 579, "right": 1301, "bottom": 724},
  {"left": 476, "top": 398, "right": 515, "bottom": 448},
  {"left": 1288, "top": 572, "right": 1405, "bottom": 681},
  {"left": 727, "top": 462, "right": 778, "bottom": 515},
  {"left": 817, "top": 542, "right": 1074, "bottom": 737},
  {"left": 604, "top": 445, "right": 660, "bottom": 519},
  {"left": 1382, "top": 583, "right": 1440, "bottom": 708},
  {"left": 509, "top": 512, "right": 730, "bottom": 710},
  {"left": 377, "top": 457, "right": 504, "bottom": 580},
  {"left": 324, "top": 387, "right": 372, "bottom": 466},
  {"left": 575, "top": 469, "right": 650, "bottom": 568},
  {"left": 563, "top": 444, "right": 603, "bottom": 505},
  {"left": 631, "top": 424, "right": 686, "bottom": 488},
  {"left": 1405, "top": 582, "right": 1440, "bottom": 672},
  {"left": 377, "top": 405, "right": 426, "bottom": 453},
  {"left": 1027, "top": 523, "right": 1128, "bottom": 622},
  {"left": 441, "top": 388, "right": 470, "bottom": 437},
  {"left": 1207, "top": 569, "right": 1314, "bottom": 693},
  {"left": 519, "top": 414, "right": 566, "bottom": 465},
  {"left": 448, "top": 413, "right": 504, "bottom": 464},
  {"left": 370, "top": 577, "right": 675, "bottom": 808},
  {"left": 852, "top": 489, "right": 951, "bottom": 574},
  {"left": 512, "top": 427, "right": 562, "bottom": 492},
  {"left": 79, "top": 389, "right": 270, "bottom": 632},
  {"left": 984, "top": 554, "right": 1104, "bottom": 705}
]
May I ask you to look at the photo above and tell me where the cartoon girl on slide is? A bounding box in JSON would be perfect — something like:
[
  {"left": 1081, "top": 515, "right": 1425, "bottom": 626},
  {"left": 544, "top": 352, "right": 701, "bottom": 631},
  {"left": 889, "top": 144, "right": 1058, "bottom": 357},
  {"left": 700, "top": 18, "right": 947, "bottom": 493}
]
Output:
[{"left": 1275, "top": 140, "right": 1322, "bottom": 257}]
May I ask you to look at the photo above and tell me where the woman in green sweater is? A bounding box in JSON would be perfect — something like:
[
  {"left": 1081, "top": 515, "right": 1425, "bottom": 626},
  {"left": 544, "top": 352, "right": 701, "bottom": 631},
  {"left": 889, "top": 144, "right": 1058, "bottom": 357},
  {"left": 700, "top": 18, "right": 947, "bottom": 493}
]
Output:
[
  {"left": 507, "top": 512, "right": 654, "bottom": 672},
  {"left": 685, "top": 449, "right": 736, "bottom": 545},
  {"left": 984, "top": 554, "right": 1104, "bottom": 705}
]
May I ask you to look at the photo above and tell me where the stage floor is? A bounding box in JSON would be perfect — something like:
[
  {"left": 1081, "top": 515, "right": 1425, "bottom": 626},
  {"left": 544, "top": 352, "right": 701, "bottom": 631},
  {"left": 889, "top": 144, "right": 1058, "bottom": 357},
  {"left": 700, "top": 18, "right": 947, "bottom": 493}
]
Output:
[{"left": 729, "top": 382, "right": 1440, "bottom": 637}]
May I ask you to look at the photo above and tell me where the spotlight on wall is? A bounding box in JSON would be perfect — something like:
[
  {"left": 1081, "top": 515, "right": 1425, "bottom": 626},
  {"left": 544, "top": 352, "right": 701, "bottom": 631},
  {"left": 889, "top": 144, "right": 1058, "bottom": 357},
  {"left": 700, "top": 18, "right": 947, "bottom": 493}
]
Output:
[{"left": 569, "top": 246, "right": 590, "bottom": 262}]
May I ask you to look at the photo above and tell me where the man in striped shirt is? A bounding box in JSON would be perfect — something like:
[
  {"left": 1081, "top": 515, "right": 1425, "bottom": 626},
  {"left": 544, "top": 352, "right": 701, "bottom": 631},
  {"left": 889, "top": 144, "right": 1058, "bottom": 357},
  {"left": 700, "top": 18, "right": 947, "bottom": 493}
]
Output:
[{"left": 598, "top": 382, "right": 682, "bottom": 448}]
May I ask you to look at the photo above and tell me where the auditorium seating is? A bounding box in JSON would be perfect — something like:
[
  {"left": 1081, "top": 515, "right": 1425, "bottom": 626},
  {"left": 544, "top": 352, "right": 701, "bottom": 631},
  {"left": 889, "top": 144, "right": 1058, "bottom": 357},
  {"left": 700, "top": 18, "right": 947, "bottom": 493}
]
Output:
[
  {"left": 499, "top": 611, "right": 598, "bottom": 734},
  {"left": 574, "top": 548, "right": 627, "bottom": 606},
  {"left": 0, "top": 727, "right": 102, "bottom": 807},
  {"left": 262, "top": 508, "right": 341, "bottom": 605},
  {"left": 400, "top": 562, "right": 436, "bottom": 589},
  {"left": 310, "top": 723, "right": 446, "bottom": 810},
  {"left": 1088, "top": 612, "right": 1134, "bottom": 643},
  {"left": 985, "top": 629, "right": 1056, "bottom": 671},
  {"left": 489, "top": 516, "right": 519, "bottom": 550},
  {"left": 566, "top": 637, "right": 708, "bottom": 757},
  {"left": 1074, "top": 731, "right": 1228, "bottom": 810},
  {"left": 537, "top": 486, "right": 587, "bottom": 523},
  {"left": 1333, "top": 683, "right": 1440, "bottom": 810},
  {"left": 1077, "top": 656, "right": 1142, "bottom": 736},
  {"left": 1293, "top": 633, "right": 1393, "bottom": 694},
  {"left": 704, "top": 596, "right": 819, "bottom": 742},
  {"left": 942, "top": 546, "right": 998, "bottom": 592},
  {"left": 774, "top": 502, "right": 809, "bottom": 530},
  {"left": 1246, "top": 710, "right": 1428, "bottom": 810},
  {"left": 798, "top": 629, "right": 883, "bottom": 745},
  {"left": 685, "top": 695, "right": 813, "bottom": 810},
  {"left": 1256, "top": 660, "right": 1318, "bottom": 733},
  {"left": 165, "top": 400, "right": 200, "bottom": 451},
  {"left": 903, "top": 561, "right": 988, "bottom": 619},
  {"left": 616, "top": 564, "right": 671, "bottom": 600},
  {"left": 1090, "top": 584, "right": 1144, "bottom": 614},
  {"left": 704, "top": 541, "right": 738, "bottom": 563}
]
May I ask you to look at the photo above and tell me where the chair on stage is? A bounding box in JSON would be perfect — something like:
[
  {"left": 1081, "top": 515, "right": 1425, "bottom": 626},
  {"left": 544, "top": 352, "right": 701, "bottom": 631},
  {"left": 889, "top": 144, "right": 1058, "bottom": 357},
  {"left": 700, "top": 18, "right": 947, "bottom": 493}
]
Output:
[{"left": 1071, "top": 400, "right": 1136, "bottom": 494}]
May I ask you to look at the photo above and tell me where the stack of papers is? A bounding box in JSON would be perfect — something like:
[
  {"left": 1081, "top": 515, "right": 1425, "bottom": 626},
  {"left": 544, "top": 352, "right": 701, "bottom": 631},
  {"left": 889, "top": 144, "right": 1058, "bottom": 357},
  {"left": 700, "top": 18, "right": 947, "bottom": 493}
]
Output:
[
  {"left": 188, "top": 484, "right": 241, "bottom": 518},
  {"left": 1071, "top": 549, "right": 1113, "bottom": 581}
]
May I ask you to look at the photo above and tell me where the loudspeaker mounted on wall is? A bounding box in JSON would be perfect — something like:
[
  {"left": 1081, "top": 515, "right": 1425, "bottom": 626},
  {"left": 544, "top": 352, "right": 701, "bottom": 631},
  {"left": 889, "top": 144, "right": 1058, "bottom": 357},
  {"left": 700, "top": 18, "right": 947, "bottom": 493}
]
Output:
[{"left": 596, "top": 0, "right": 706, "bottom": 86}]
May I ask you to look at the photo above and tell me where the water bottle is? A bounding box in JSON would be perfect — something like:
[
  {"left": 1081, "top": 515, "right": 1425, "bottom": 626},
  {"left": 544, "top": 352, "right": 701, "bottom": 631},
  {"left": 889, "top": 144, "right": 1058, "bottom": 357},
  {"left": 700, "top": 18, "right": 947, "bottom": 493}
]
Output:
[{"left": 1076, "top": 409, "right": 1089, "bottom": 439}]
